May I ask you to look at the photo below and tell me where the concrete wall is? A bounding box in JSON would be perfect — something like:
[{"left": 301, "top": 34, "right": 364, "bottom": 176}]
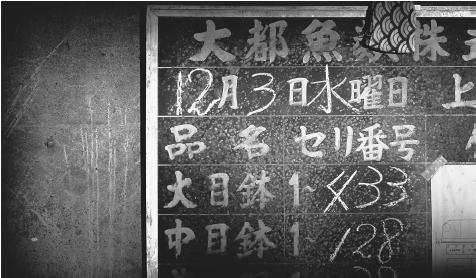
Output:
[{"left": 2, "top": 3, "right": 142, "bottom": 277}]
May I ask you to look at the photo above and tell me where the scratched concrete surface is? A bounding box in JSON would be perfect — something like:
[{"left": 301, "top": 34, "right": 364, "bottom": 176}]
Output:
[{"left": 2, "top": 3, "right": 141, "bottom": 277}]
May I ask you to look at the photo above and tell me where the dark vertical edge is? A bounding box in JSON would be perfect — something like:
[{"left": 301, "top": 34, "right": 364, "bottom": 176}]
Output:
[
  {"left": 424, "top": 114, "right": 432, "bottom": 272},
  {"left": 281, "top": 115, "right": 286, "bottom": 260},
  {"left": 1, "top": 3, "right": 9, "bottom": 277},
  {"left": 140, "top": 3, "right": 147, "bottom": 278}
]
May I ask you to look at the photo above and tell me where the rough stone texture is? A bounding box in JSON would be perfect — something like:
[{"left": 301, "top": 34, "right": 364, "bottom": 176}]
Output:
[{"left": 3, "top": 3, "right": 141, "bottom": 277}]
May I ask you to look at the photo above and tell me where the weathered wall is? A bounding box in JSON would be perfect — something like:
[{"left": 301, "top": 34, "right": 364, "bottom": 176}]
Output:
[{"left": 2, "top": 3, "right": 142, "bottom": 277}]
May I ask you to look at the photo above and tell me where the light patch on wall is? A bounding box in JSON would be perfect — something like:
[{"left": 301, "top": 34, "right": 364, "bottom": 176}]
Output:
[{"left": 431, "top": 165, "right": 476, "bottom": 278}]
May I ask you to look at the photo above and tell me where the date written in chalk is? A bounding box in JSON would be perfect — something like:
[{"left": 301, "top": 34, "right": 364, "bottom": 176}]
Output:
[
  {"left": 173, "top": 66, "right": 409, "bottom": 116},
  {"left": 170, "top": 67, "right": 474, "bottom": 116},
  {"left": 161, "top": 166, "right": 410, "bottom": 212}
]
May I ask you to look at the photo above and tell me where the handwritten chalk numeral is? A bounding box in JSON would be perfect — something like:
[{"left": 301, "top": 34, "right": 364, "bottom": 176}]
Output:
[
  {"left": 289, "top": 172, "right": 300, "bottom": 207},
  {"left": 330, "top": 218, "right": 403, "bottom": 264},
  {"left": 330, "top": 227, "right": 351, "bottom": 262},
  {"left": 247, "top": 73, "right": 276, "bottom": 116},
  {"left": 352, "top": 223, "right": 377, "bottom": 259},
  {"left": 355, "top": 166, "right": 381, "bottom": 209},
  {"left": 378, "top": 218, "right": 404, "bottom": 264},
  {"left": 383, "top": 167, "right": 408, "bottom": 207},
  {"left": 187, "top": 68, "right": 219, "bottom": 116}
]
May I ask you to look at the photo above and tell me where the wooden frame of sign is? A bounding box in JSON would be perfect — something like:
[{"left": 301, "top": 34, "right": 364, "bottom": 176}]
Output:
[{"left": 146, "top": 5, "right": 476, "bottom": 277}]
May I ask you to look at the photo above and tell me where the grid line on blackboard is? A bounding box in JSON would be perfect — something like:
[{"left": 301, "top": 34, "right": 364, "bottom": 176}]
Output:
[
  {"left": 157, "top": 212, "right": 430, "bottom": 216},
  {"left": 159, "top": 162, "right": 430, "bottom": 167},
  {"left": 158, "top": 114, "right": 476, "bottom": 118},
  {"left": 281, "top": 114, "right": 286, "bottom": 258},
  {"left": 158, "top": 65, "right": 476, "bottom": 69},
  {"left": 424, "top": 114, "right": 428, "bottom": 214},
  {"left": 425, "top": 114, "right": 432, "bottom": 260}
]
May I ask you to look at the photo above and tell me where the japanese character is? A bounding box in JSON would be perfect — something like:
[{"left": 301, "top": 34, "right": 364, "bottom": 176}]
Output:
[
  {"left": 245, "top": 20, "right": 288, "bottom": 63},
  {"left": 165, "top": 124, "right": 206, "bottom": 160},
  {"left": 334, "top": 127, "right": 340, "bottom": 151},
  {"left": 294, "top": 126, "right": 326, "bottom": 158},
  {"left": 442, "top": 73, "right": 476, "bottom": 109},
  {"left": 413, "top": 19, "right": 449, "bottom": 62},
  {"left": 301, "top": 20, "right": 342, "bottom": 63},
  {"left": 333, "top": 126, "right": 354, "bottom": 157},
  {"left": 463, "top": 30, "right": 476, "bottom": 61},
  {"left": 389, "top": 125, "right": 420, "bottom": 161},
  {"left": 388, "top": 77, "right": 408, "bottom": 107},
  {"left": 237, "top": 170, "right": 275, "bottom": 210},
  {"left": 219, "top": 75, "right": 239, "bottom": 109},
  {"left": 360, "top": 75, "right": 384, "bottom": 110},
  {"left": 349, "top": 79, "right": 363, "bottom": 103},
  {"left": 465, "top": 123, "right": 476, "bottom": 159},
  {"left": 349, "top": 75, "right": 384, "bottom": 109},
  {"left": 345, "top": 126, "right": 354, "bottom": 156},
  {"left": 351, "top": 21, "right": 399, "bottom": 63},
  {"left": 209, "top": 173, "right": 229, "bottom": 207},
  {"left": 205, "top": 223, "right": 229, "bottom": 254},
  {"left": 288, "top": 78, "right": 309, "bottom": 106},
  {"left": 307, "top": 64, "right": 359, "bottom": 114},
  {"left": 164, "top": 219, "right": 196, "bottom": 258},
  {"left": 234, "top": 125, "right": 270, "bottom": 159},
  {"left": 246, "top": 20, "right": 267, "bottom": 62},
  {"left": 234, "top": 220, "right": 276, "bottom": 259},
  {"left": 355, "top": 123, "right": 389, "bottom": 161},
  {"left": 189, "top": 20, "right": 235, "bottom": 62},
  {"left": 164, "top": 171, "right": 197, "bottom": 209}
]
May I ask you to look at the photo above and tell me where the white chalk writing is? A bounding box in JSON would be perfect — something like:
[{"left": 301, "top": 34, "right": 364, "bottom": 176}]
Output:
[
  {"left": 165, "top": 124, "right": 206, "bottom": 160},
  {"left": 164, "top": 171, "right": 197, "bottom": 209},
  {"left": 301, "top": 20, "right": 342, "bottom": 63},
  {"left": 234, "top": 125, "right": 270, "bottom": 159},
  {"left": 189, "top": 20, "right": 235, "bottom": 62},
  {"left": 442, "top": 73, "right": 476, "bottom": 109},
  {"left": 246, "top": 20, "right": 288, "bottom": 63},
  {"left": 164, "top": 219, "right": 196, "bottom": 258},
  {"left": 235, "top": 220, "right": 276, "bottom": 258}
]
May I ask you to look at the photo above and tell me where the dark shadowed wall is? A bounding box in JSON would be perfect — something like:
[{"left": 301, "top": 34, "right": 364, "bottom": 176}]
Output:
[{"left": 2, "top": 3, "right": 142, "bottom": 277}]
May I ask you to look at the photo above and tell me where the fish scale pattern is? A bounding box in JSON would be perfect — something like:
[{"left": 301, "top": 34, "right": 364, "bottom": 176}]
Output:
[{"left": 362, "top": 2, "right": 417, "bottom": 54}]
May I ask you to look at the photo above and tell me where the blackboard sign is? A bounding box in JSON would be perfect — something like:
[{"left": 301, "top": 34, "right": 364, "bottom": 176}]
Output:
[{"left": 146, "top": 5, "right": 476, "bottom": 278}]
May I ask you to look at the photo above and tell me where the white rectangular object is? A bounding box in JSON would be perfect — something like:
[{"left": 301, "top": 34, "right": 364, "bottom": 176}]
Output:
[{"left": 432, "top": 165, "right": 476, "bottom": 278}]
